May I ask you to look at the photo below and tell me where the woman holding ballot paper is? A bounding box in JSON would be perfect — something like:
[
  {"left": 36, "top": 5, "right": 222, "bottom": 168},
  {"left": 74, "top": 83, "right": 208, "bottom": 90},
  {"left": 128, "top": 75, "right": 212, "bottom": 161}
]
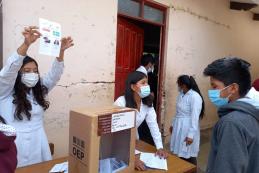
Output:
[
  {"left": 114, "top": 71, "right": 168, "bottom": 171},
  {"left": 0, "top": 26, "right": 73, "bottom": 167}
]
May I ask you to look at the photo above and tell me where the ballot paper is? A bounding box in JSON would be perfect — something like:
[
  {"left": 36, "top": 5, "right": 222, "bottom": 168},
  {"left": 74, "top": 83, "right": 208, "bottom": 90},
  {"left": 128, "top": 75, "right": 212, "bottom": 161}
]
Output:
[
  {"left": 140, "top": 152, "right": 168, "bottom": 171},
  {"left": 135, "top": 149, "right": 141, "bottom": 155},
  {"left": 49, "top": 161, "right": 68, "bottom": 173},
  {"left": 99, "top": 158, "right": 127, "bottom": 173},
  {"left": 39, "top": 18, "right": 61, "bottom": 57}
]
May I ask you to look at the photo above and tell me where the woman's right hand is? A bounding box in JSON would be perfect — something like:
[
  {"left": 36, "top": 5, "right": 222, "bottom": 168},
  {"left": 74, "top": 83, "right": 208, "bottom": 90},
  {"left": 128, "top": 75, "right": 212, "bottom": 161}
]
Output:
[
  {"left": 18, "top": 26, "right": 41, "bottom": 56},
  {"left": 22, "top": 26, "right": 41, "bottom": 46},
  {"left": 135, "top": 155, "right": 146, "bottom": 171}
]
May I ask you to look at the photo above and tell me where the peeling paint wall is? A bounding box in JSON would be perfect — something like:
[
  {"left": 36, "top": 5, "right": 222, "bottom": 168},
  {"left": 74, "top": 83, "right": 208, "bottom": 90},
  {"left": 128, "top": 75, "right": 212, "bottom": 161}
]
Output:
[{"left": 2, "top": 0, "right": 117, "bottom": 158}]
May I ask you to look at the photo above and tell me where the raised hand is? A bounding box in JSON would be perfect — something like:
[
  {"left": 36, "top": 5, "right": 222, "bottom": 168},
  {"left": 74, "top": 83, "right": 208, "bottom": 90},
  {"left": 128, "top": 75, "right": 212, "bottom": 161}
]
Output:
[
  {"left": 60, "top": 37, "right": 74, "bottom": 51},
  {"left": 22, "top": 26, "right": 41, "bottom": 46},
  {"left": 56, "top": 37, "right": 74, "bottom": 62},
  {"left": 18, "top": 26, "right": 41, "bottom": 56}
]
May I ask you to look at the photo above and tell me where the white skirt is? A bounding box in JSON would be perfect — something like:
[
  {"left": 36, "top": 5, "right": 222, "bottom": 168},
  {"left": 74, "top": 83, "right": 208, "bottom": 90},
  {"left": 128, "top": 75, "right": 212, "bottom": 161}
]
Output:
[{"left": 170, "top": 116, "right": 200, "bottom": 158}]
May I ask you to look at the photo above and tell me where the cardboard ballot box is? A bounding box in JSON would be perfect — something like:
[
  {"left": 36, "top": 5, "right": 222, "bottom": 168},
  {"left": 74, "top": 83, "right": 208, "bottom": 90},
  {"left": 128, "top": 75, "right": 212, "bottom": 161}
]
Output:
[{"left": 69, "top": 106, "right": 136, "bottom": 173}]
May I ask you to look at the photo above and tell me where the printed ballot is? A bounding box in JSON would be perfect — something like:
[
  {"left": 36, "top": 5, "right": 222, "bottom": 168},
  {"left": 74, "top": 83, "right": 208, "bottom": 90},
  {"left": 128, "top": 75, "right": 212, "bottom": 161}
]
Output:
[
  {"left": 39, "top": 18, "right": 61, "bottom": 57},
  {"left": 49, "top": 161, "right": 68, "bottom": 173},
  {"left": 140, "top": 152, "right": 168, "bottom": 171}
]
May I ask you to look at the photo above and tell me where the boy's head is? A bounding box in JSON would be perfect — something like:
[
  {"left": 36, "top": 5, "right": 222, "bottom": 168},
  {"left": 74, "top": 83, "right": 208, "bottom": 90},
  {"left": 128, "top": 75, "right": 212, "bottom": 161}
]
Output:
[
  {"left": 203, "top": 57, "right": 251, "bottom": 102},
  {"left": 140, "top": 54, "right": 155, "bottom": 70}
]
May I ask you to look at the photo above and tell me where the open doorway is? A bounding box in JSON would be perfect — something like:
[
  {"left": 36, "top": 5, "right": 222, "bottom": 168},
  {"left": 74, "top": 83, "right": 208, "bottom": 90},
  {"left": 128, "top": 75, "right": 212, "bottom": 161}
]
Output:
[
  {"left": 127, "top": 18, "right": 161, "bottom": 145},
  {"left": 115, "top": 0, "right": 168, "bottom": 145}
]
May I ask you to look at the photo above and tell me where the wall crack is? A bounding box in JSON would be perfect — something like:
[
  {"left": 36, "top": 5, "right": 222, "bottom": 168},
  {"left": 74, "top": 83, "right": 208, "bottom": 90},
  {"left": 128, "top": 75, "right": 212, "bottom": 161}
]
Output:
[
  {"left": 171, "top": 5, "right": 231, "bottom": 29},
  {"left": 57, "top": 81, "right": 115, "bottom": 88}
]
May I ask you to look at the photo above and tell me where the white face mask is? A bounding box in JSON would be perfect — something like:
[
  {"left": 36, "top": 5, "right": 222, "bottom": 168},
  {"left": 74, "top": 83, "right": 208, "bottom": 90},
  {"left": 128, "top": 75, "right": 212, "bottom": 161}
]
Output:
[
  {"left": 21, "top": 72, "right": 39, "bottom": 88},
  {"left": 147, "top": 66, "right": 154, "bottom": 73}
]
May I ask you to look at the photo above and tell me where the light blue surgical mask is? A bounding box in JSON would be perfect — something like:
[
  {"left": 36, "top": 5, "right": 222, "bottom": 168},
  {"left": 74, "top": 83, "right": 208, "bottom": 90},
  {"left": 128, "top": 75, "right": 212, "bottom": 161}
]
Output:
[
  {"left": 138, "top": 85, "right": 151, "bottom": 98},
  {"left": 208, "top": 86, "right": 231, "bottom": 107},
  {"left": 178, "top": 87, "right": 183, "bottom": 93}
]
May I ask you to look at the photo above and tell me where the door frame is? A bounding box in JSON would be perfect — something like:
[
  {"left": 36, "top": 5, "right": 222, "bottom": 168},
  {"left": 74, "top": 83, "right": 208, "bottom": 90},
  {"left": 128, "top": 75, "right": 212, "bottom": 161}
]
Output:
[{"left": 117, "top": 0, "right": 169, "bottom": 127}]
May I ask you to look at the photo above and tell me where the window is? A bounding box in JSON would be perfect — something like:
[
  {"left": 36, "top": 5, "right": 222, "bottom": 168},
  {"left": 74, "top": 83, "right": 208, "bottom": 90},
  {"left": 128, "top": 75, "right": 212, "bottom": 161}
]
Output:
[
  {"left": 118, "top": 0, "right": 141, "bottom": 18},
  {"left": 144, "top": 5, "right": 164, "bottom": 23},
  {"left": 118, "top": 0, "right": 167, "bottom": 25}
]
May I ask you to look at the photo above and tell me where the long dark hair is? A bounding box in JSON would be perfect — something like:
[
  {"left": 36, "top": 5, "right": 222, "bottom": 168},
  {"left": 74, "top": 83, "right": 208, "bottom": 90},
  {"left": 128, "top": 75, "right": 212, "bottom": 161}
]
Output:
[
  {"left": 125, "top": 71, "right": 154, "bottom": 108},
  {"left": 0, "top": 115, "right": 6, "bottom": 124},
  {"left": 177, "top": 75, "right": 205, "bottom": 119},
  {"left": 12, "top": 56, "right": 49, "bottom": 120}
]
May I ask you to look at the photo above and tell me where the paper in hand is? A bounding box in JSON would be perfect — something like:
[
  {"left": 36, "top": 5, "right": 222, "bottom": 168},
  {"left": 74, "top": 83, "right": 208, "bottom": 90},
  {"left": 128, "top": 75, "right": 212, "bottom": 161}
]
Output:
[{"left": 39, "top": 18, "right": 62, "bottom": 57}]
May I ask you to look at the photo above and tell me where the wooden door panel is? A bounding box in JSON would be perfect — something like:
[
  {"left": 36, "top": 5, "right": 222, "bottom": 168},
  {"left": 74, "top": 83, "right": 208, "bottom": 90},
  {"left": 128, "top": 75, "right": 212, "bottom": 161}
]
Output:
[{"left": 115, "top": 17, "right": 144, "bottom": 100}]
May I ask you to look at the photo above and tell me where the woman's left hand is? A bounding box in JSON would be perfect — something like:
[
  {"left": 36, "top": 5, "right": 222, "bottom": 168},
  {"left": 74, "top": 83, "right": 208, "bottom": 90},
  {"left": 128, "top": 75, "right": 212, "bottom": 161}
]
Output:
[
  {"left": 57, "top": 37, "right": 74, "bottom": 61},
  {"left": 185, "top": 137, "right": 193, "bottom": 145},
  {"left": 60, "top": 37, "right": 74, "bottom": 51},
  {"left": 155, "top": 148, "right": 168, "bottom": 159}
]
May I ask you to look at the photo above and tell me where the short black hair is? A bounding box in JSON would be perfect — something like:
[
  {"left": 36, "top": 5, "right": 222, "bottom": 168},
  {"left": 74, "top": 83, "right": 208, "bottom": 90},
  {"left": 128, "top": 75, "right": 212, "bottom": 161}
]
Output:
[
  {"left": 140, "top": 54, "right": 155, "bottom": 66},
  {"left": 203, "top": 57, "right": 251, "bottom": 97}
]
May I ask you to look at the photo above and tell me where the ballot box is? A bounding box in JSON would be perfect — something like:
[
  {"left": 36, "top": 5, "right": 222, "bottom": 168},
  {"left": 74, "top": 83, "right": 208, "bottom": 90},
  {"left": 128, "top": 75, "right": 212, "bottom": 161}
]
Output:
[{"left": 69, "top": 106, "right": 136, "bottom": 173}]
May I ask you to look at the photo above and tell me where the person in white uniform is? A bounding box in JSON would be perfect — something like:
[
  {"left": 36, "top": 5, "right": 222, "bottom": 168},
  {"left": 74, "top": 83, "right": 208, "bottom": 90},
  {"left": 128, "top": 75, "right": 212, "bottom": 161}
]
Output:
[
  {"left": 170, "top": 75, "right": 205, "bottom": 168},
  {"left": 136, "top": 54, "right": 155, "bottom": 76},
  {"left": 114, "top": 71, "right": 168, "bottom": 171},
  {"left": 0, "top": 26, "right": 74, "bottom": 167}
]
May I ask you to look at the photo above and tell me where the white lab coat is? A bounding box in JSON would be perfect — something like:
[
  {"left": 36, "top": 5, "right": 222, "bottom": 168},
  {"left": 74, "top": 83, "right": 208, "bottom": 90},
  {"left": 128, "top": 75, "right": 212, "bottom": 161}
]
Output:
[
  {"left": 170, "top": 89, "right": 202, "bottom": 158},
  {"left": 238, "top": 87, "right": 259, "bottom": 109},
  {"left": 114, "top": 96, "right": 163, "bottom": 149},
  {"left": 0, "top": 52, "right": 64, "bottom": 167}
]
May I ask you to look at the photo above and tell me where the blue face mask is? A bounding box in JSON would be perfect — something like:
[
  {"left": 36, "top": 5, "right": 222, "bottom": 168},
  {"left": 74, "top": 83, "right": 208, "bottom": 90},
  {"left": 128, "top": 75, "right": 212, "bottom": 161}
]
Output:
[
  {"left": 138, "top": 85, "right": 151, "bottom": 98},
  {"left": 208, "top": 86, "right": 231, "bottom": 107}
]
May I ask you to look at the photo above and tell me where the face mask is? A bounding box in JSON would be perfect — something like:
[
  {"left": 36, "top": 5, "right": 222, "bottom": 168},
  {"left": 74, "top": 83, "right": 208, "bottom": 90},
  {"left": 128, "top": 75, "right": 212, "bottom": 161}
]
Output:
[
  {"left": 147, "top": 66, "right": 154, "bottom": 73},
  {"left": 208, "top": 86, "right": 231, "bottom": 107},
  {"left": 138, "top": 85, "right": 151, "bottom": 98},
  {"left": 151, "top": 67, "right": 154, "bottom": 73},
  {"left": 178, "top": 87, "right": 183, "bottom": 93},
  {"left": 21, "top": 72, "right": 39, "bottom": 88}
]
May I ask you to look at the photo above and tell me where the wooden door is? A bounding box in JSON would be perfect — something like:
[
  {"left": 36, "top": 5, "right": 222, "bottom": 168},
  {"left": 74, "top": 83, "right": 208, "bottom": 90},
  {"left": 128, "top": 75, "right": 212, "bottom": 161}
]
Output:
[{"left": 114, "top": 17, "right": 144, "bottom": 100}]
